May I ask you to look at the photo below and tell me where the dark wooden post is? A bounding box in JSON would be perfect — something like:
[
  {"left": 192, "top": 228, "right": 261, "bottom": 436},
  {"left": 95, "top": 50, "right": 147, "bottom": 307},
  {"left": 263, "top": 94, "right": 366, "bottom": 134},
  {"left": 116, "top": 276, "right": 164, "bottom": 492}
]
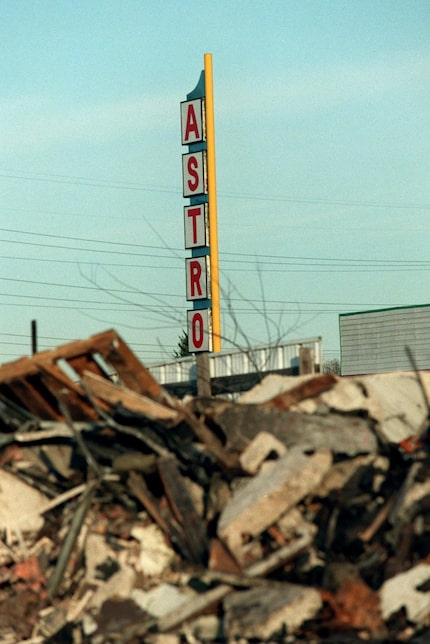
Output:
[
  {"left": 196, "top": 352, "right": 211, "bottom": 396},
  {"left": 299, "top": 346, "right": 314, "bottom": 375},
  {"left": 31, "top": 320, "right": 38, "bottom": 355}
]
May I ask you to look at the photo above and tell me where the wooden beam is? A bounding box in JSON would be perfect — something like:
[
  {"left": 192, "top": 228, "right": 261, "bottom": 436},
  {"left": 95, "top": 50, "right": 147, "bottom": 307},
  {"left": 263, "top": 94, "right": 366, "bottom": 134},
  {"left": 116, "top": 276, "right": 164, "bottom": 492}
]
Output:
[
  {"left": 158, "top": 455, "right": 207, "bottom": 564},
  {"left": 81, "top": 371, "right": 179, "bottom": 422},
  {"left": 8, "top": 379, "right": 62, "bottom": 420}
]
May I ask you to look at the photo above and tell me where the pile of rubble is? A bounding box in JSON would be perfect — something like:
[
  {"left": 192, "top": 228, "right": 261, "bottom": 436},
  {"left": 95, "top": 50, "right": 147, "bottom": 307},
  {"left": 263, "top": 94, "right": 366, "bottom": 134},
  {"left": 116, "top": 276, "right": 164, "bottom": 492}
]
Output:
[{"left": 1, "top": 330, "right": 430, "bottom": 642}]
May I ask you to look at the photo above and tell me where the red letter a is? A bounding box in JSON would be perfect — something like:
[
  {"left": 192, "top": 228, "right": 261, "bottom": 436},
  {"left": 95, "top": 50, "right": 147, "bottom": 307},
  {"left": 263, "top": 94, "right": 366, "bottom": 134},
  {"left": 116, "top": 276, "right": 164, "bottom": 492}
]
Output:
[{"left": 185, "top": 104, "right": 200, "bottom": 142}]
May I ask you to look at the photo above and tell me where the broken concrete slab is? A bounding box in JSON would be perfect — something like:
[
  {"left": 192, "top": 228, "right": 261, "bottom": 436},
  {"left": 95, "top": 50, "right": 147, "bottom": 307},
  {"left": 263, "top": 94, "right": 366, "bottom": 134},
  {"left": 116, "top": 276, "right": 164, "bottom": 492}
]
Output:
[
  {"left": 211, "top": 404, "right": 378, "bottom": 456},
  {"left": 361, "top": 372, "right": 430, "bottom": 444},
  {"left": 84, "top": 533, "right": 119, "bottom": 584},
  {"left": 239, "top": 430, "right": 287, "bottom": 475},
  {"left": 380, "top": 563, "right": 430, "bottom": 623},
  {"left": 88, "top": 550, "right": 136, "bottom": 610},
  {"left": 131, "top": 524, "right": 176, "bottom": 577},
  {"left": 277, "top": 507, "right": 317, "bottom": 541},
  {"left": 238, "top": 374, "right": 306, "bottom": 404},
  {"left": 182, "top": 614, "right": 221, "bottom": 642},
  {"left": 308, "top": 376, "right": 369, "bottom": 414},
  {"left": 223, "top": 584, "right": 322, "bottom": 639},
  {"left": 218, "top": 447, "right": 331, "bottom": 564},
  {"left": 240, "top": 371, "right": 430, "bottom": 448},
  {"left": 131, "top": 583, "right": 191, "bottom": 618},
  {"left": 0, "top": 469, "right": 49, "bottom": 540}
]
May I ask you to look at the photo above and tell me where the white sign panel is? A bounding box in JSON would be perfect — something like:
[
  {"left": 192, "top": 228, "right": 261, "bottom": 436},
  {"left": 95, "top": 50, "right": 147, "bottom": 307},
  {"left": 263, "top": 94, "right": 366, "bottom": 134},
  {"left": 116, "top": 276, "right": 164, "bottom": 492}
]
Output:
[
  {"left": 185, "top": 256, "right": 210, "bottom": 300},
  {"left": 182, "top": 151, "right": 206, "bottom": 197},
  {"left": 184, "top": 203, "right": 208, "bottom": 249},
  {"left": 181, "top": 99, "right": 205, "bottom": 145},
  {"left": 187, "top": 308, "right": 212, "bottom": 352}
]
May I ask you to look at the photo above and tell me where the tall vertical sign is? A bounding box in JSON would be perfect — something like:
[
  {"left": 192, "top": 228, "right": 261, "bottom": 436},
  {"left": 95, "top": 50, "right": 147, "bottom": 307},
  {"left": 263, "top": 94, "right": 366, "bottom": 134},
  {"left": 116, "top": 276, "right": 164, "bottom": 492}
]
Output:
[{"left": 181, "top": 53, "right": 221, "bottom": 353}]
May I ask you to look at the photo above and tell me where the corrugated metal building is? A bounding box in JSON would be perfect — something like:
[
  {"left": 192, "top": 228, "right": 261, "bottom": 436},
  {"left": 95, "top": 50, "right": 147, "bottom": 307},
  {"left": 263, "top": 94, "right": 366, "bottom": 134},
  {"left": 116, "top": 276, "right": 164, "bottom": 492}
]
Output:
[
  {"left": 340, "top": 304, "right": 430, "bottom": 375},
  {"left": 149, "top": 336, "right": 322, "bottom": 396}
]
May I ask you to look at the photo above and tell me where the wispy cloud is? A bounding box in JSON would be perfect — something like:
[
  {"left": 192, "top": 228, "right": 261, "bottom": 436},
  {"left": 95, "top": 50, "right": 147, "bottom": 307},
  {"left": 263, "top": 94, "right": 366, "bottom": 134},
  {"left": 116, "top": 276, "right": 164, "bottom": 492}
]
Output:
[
  {"left": 218, "top": 51, "right": 430, "bottom": 119},
  {"left": 0, "top": 92, "right": 178, "bottom": 154},
  {"left": 2, "top": 52, "right": 428, "bottom": 155}
]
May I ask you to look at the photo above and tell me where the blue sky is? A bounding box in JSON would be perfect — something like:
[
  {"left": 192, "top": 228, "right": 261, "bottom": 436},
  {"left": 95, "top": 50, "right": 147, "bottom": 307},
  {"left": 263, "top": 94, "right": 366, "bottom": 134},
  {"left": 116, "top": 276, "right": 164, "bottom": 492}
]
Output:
[{"left": 1, "top": 0, "right": 429, "bottom": 366}]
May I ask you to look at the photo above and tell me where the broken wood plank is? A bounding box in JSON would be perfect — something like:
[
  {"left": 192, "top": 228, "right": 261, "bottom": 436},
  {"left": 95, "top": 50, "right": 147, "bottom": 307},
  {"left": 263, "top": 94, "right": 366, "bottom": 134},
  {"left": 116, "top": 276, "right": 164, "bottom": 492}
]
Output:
[
  {"left": 47, "top": 481, "right": 97, "bottom": 599},
  {"left": 158, "top": 455, "right": 208, "bottom": 564},
  {"left": 127, "top": 471, "right": 193, "bottom": 561},
  {"left": 0, "top": 330, "right": 120, "bottom": 382},
  {"left": 262, "top": 374, "right": 337, "bottom": 410},
  {"left": 176, "top": 405, "right": 239, "bottom": 470},
  {"left": 93, "top": 330, "right": 165, "bottom": 401},
  {"left": 7, "top": 378, "right": 62, "bottom": 420},
  {"left": 359, "top": 492, "right": 398, "bottom": 543},
  {"left": 58, "top": 398, "right": 103, "bottom": 478},
  {"left": 0, "top": 329, "right": 166, "bottom": 408},
  {"left": 127, "top": 471, "right": 170, "bottom": 536},
  {"left": 37, "top": 361, "right": 105, "bottom": 420},
  {"left": 81, "top": 371, "right": 179, "bottom": 422}
]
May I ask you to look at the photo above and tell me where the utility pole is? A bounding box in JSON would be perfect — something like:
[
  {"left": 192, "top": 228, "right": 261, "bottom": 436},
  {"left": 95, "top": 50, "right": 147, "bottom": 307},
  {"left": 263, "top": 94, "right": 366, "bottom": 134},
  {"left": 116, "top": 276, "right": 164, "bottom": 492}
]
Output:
[{"left": 31, "top": 319, "right": 38, "bottom": 355}]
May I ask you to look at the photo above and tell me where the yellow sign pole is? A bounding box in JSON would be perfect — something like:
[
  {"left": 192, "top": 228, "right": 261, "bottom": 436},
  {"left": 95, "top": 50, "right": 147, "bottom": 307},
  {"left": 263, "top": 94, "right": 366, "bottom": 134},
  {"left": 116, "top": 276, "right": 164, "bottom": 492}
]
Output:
[{"left": 204, "top": 53, "right": 221, "bottom": 352}]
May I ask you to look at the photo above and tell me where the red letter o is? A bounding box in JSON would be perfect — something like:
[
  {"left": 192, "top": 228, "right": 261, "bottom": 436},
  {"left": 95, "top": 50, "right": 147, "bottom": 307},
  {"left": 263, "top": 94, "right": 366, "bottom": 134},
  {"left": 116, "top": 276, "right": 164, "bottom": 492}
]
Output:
[{"left": 192, "top": 313, "right": 204, "bottom": 349}]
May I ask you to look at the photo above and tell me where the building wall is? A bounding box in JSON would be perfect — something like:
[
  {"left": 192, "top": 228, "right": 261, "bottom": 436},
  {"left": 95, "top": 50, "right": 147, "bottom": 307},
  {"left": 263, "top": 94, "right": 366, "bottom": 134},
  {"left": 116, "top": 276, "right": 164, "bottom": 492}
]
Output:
[{"left": 340, "top": 305, "right": 430, "bottom": 375}]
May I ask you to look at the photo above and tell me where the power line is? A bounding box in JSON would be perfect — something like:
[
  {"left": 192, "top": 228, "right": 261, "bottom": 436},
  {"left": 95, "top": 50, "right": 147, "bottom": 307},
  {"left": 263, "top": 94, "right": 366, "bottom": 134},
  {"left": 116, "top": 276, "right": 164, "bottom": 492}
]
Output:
[
  {"left": 2, "top": 246, "right": 430, "bottom": 272},
  {"left": 0, "top": 170, "right": 180, "bottom": 195},
  {"left": 0, "top": 254, "right": 177, "bottom": 269},
  {"left": 0, "top": 276, "right": 184, "bottom": 299},
  {"left": 2, "top": 246, "right": 429, "bottom": 270},
  {"left": 0, "top": 298, "right": 385, "bottom": 317},
  {"left": 1, "top": 227, "right": 430, "bottom": 268},
  {"left": 0, "top": 274, "right": 409, "bottom": 309},
  {"left": 0, "top": 227, "right": 181, "bottom": 252},
  {"left": 0, "top": 333, "right": 176, "bottom": 350},
  {"left": 5, "top": 206, "right": 430, "bottom": 237},
  {"left": 0, "top": 236, "right": 183, "bottom": 258},
  {"left": 2, "top": 253, "right": 430, "bottom": 274},
  {"left": 220, "top": 250, "right": 430, "bottom": 265},
  {"left": 1, "top": 168, "right": 429, "bottom": 210}
]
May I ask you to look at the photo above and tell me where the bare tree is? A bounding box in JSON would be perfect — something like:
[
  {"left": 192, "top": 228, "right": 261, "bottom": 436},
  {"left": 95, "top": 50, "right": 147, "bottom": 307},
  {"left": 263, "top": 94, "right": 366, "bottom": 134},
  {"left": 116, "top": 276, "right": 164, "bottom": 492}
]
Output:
[
  {"left": 322, "top": 358, "right": 340, "bottom": 375},
  {"left": 78, "top": 260, "right": 320, "bottom": 390}
]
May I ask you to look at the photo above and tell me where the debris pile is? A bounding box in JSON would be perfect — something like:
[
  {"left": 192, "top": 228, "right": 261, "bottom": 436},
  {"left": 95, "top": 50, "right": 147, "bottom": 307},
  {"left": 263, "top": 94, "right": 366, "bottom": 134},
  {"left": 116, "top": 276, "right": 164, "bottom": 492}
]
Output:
[{"left": 1, "top": 330, "right": 430, "bottom": 642}]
